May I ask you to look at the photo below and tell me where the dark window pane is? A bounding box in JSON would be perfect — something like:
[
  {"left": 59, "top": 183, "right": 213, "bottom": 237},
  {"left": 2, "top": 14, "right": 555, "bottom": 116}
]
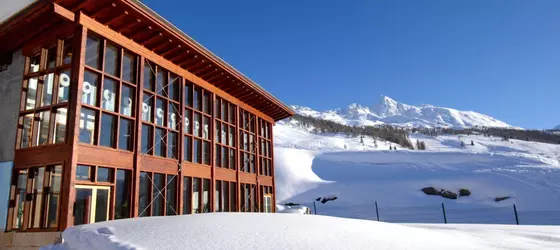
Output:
[
  {"left": 222, "top": 146, "right": 227, "bottom": 168},
  {"left": 184, "top": 82, "right": 192, "bottom": 107},
  {"left": 63, "top": 37, "right": 73, "bottom": 65},
  {"left": 139, "top": 172, "right": 151, "bottom": 216},
  {"left": 229, "top": 126, "right": 235, "bottom": 147},
  {"left": 193, "top": 87, "right": 201, "bottom": 110},
  {"left": 156, "top": 68, "right": 167, "bottom": 96},
  {"left": 215, "top": 122, "right": 220, "bottom": 144},
  {"left": 194, "top": 139, "right": 201, "bottom": 164},
  {"left": 35, "top": 111, "right": 50, "bottom": 146},
  {"left": 169, "top": 74, "right": 179, "bottom": 101},
  {"left": 115, "top": 169, "right": 131, "bottom": 219},
  {"left": 58, "top": 69, "right": 72, "bottom": 103},
  {"left": 221, "top": 101, "right": 226, "bottom": 121},
  {"left": 203, "top": 141, "right": 210, "bottom": 165},
  {"left": 97, "top": 167, "right": 112, "bottom": 182},
  {"left": 29, "top": 54, "right": 40, "bottom": 73},
  {"left": 122, "top": 52, "right": 136, "bottom": 83},
  {"left": 230, "top": 182, "right": 237, "bottom": 212},
  {"left": 184, "top": 136, "right": 192, "bottom": 162},
  {"left": 76, "top": 165, "right": 91, "bottom": 181},
  {"left": 101, "top": 78, "right": 117, "bottom": 111},
  {"left": 229, "top": 104, "right": 235, "bottom": 125},
  {"left": 142, "top": 93, "right": 153, "bottom": 122},
  {"left": 155, "top": 128, "right": 166, "bottom": 157},
  {"left": 156, "top": 98, "right": 165, "bottom": 126},
  {"left": 82, "top": 70, "right": 99, "bottom": 106},
  {"left": 153, "top": 174, "right": 165, "bottom": 216},
  {"left": 215, "top": 181, "right": 221, "bottom": 212},
  {"left": 53, "top": 108, "right": 67, "bottom": 144},
  {"left": 94, "top": 189, "right": 109, "bottom": 222},
  {"left": 221, "top": 124, "right": 227, "bottom": 145},
  {"left": 46, "top": 47, "right": 57, "bottom": 69},
  {"left": 121, "top": 85, "right": 135, "bottom": 117},
  {"left": 144, "top": 62, "right": 155, "bottom": 91},
  {"left": 184, "top": 109, "right": 191, "bottom": 134},
  {"left": 74, "top": 188, "right": 92, "bottom": 225},
  {"left": 230, "top": 149, "right": 236, "bottom": 169},
  {"left": 13, "top": 170, "right": 27, "bottom": 228},
  {"left": 42, "top": 73, "right": 54, "bottom": 106},
  {"left": 203, "top": 92, "right": 211, "bottom": 114},
  {"left": 166, "top": 175, "right": 177, "bottom": 215},
  {"left": 79, "top": 108, "right": 96, "bottom": 144},
  {"left": 168, "top": 132, "right": 178, "bottom": 159},
  {"left": 85, "top": 35, "right": 101, "bottom": 69},
  {"left": 105, "top": 43, "right": 120, "bottom": 76},
  {"left": 183, "top": 177, "right": 191, "bottom": 214},
  {"left": 215, "top": 145, "right": 220, "bottom": 167},
  {"left": 141, "top": 124, "right": 153, "bottom": 154},
  {"left": 46, "top": 165, "right": 62, "bottom": 227},
  {"left": 24, "top": 78, "right": 38, "bottom": 110},
  {"left": 100, "top": 113, "right": 117, "bottom": 148},
  {"left": 119, "top": 118, "right": 133, "bottom": 151}
]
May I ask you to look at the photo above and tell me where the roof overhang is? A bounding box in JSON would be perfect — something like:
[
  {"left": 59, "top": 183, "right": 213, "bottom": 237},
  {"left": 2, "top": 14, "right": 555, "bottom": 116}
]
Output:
[{"left": 0, "top": 0, "right": 294, "bottom": 122}]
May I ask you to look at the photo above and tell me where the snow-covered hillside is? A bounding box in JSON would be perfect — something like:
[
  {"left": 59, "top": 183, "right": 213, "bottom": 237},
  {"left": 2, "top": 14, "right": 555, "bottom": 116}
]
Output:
[
  {"left": 554, "top": 124, "right": 560, "bottom": 130},
  {"left": 274, "top": 120, "right": 560, "bottom": 224},
  {"left": 292, "top": 96, "right": 515, "bottom": 128}
]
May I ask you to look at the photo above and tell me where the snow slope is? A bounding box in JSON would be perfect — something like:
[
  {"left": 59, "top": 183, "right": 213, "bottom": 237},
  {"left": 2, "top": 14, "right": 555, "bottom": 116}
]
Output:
[
  {"left": 554, "top": 124, "right": 560, "bottom": 130},
  {"left": 292, "top": 96, "right": 515, "bottom": 128},
  {"left": 42, "top": 213, "right": 560, "bottom": 250},
  {"left": 274, "top": 120, "right": 560, "bottom": 224}
]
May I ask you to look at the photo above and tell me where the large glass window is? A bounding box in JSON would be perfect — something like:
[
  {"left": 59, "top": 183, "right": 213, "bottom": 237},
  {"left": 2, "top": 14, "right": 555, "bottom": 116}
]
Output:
[
  {"left": 184, "top": 81, "right": 211, "bottom": 165},
  {"left": 166, "top": 176, "right": 177, "bottom": 215},
  {"left": 215, "top": 180, "right": 235, "bottom": 212},
  {"left": 18, "top": 37, "right": 72, "bottom": 149},
  {"left": 239, "top": 109, "right": 256, "bottom": 173},
  {"left": 259, "top": 119, "right": 273, "bottom": 176},
  {"left": 183, "top": 177, "right": 192, "bottom": 214},
  {"left": 203, "top": 179, "right": 210, "bottom": 213},
  {"left": 192, "top": 178, "right": 200, "bottom": 213},
  {"left": 215, "top": 98, "right": 237, "bottom": 169},
  {"left": 79, "top": 108, "right": 97, "bottom": 144},
  {"left": 80, "top": 34, "right": 138, "bottom": 152},
  {"left": 139, "top": 171, "right": 178, "bottom": 217},
  {"left": 8, "top": 165, "right": 63, "bottom": 230},
  {"left": 139, "top": 172, "right": 151, "bottom": 217},
  {"left": 153, "top": 173, "right": 164, "bottom": 216},
  {"left": 141, "top": 124, "right": 153, "bottom": 154}
]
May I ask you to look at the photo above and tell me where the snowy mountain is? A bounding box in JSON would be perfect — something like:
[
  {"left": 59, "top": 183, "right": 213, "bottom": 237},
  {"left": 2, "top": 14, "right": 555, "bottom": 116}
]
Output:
[
  {"left": 273, "top": 119, "right": 560, "bottom": 224},
  {"left": 292, "top": 96, "right": 515, "bottom": 129},
  {"left": 554, "top": 124, "right": 560, "bottom": 130}
]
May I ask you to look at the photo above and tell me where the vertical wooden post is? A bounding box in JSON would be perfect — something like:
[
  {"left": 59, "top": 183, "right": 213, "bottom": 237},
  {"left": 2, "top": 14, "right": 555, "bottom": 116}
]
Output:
[
  {"left": 375, "top": 201, "right": 380, "bottom": 221},
  {"left": 441, "top": 202, "right": 447, "bottom": 224},
  {"left": 270, "top": 122, "right": 276, "bottom": 212},
  {"left": 235, "top": 106, "right": 240, "bottom": 212},
  {"left": 178, "top": 77, "right": 184, "bottom": 215},
  {"left": 210, "top": 92, "right": 215, "bottom": 212},
  {"left": 513, "top": 204, "right": 519, "bottom": 225},
  {"left": 132, "top": 56, "right": 144, "bottom": 218},
  {"left": 60, "top": 21, "right": 87, "bottom": 230}
]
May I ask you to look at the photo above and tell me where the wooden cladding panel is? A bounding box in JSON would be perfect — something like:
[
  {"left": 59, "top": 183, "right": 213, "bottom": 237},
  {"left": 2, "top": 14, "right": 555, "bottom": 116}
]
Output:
[
  {"left": 77, "top": 144, "right": 134, "bottom": 170},
  {"left": 139, "top": 156, "right": 181, "bottom": 175},
  {"left": 215, "top": 168, "right": 236, "bottom": 182},
  {"left": 14, "top": 144, "right": 70, "bottom": 167},
  {"left": 239, "top": 172, "right": 257, "bottom": 185},
  {"left": 258, "top": 176, "right": 273, "bottom": 187},
  {"left": 181, "top": 163, "right": 212, "bottom": 179}
]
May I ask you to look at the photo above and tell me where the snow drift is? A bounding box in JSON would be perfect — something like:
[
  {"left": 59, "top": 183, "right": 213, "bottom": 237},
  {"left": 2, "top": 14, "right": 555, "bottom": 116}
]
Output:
[{"left": 42, "top": 213, "right": 560, "bottom": 250}]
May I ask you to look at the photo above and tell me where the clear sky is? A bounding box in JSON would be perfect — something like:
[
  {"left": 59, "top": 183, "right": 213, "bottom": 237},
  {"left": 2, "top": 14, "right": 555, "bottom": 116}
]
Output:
[{"left": 142, "top": 0, "right": 559, "bottom": 129}]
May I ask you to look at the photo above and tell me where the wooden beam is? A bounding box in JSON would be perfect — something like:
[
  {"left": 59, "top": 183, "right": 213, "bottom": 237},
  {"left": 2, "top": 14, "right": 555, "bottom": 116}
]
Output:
[
  {"left": 140, "top": 31, "right": 163, "bottom": 45},
  {"left": 70, "top": 0, "right": 90, "bottom": 12},
  {"left": 200, "top": 68, "right": 219, "bottom": 80},
  {"left": 205, "top": 71, "right": 225, "bottom": 83},
  {"left": 161, "top": 45, "right": 182, "bottom": 58},
  {"left": 106, "top": 10, "right": 129, "bottom": 27},
  {"left": 91, "top": 2, "right": 116, "bottom": 19},
  {"left": 118, "top": 18, "right": 141, "bottom": 33},
  {"left": 130, "top": 25, "right": 152, "bottom": 41},
  {"left": 168, "top": 49, "right": 189, "bottom": 62},
  {"left": 53, "top": 3, "right": 75, "bottom": 22},
  {"left": 179, "top": 55, "right": 199, "bottom": 68},
  {"left": 194, "top": 64, "right": 213, "bottom": 75},
  {"left": 152, "top": 39, "right": 173, "bottom": 53}
]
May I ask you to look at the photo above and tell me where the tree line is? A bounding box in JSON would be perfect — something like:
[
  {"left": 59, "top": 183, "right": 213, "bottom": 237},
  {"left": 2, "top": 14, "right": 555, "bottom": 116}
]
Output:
[{"left": 410, "top": 127, "right": 560, "bottom": 145}]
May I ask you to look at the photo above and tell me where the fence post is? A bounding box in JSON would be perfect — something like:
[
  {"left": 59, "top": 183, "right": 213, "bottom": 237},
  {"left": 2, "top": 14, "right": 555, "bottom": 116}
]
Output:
[
  {"left": 375, "top": 201, "right": 380, "bottom": 221},
  {"left": 441, "top": 202, "right": 447, "bottom": 224},
  {"left": 313, "top": 201, "right": 317, "bottom": 215},
  {"left": 513, "top": 204, "right": 519, "bottom": 225}
]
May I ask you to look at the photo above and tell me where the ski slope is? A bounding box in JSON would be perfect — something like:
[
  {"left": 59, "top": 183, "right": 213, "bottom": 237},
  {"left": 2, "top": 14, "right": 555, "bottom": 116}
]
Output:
[
  {"left": 274, "top": 120, "right": 560, "bottom": 224},
  {"left": 42, "top": 213, "right": 560, "bottom": 250}
]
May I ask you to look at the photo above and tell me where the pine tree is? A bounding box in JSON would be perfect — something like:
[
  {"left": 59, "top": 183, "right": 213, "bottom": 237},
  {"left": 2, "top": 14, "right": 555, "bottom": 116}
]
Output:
[
  {"left": 460, "top": 141, "right": 465, "bottom": 148},
  {"left": 470, "top": 140, "right": 474, "bottom": 146}
]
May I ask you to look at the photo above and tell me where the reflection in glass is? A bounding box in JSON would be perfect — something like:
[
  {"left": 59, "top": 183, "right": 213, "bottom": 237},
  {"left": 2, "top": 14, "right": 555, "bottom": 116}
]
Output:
[
  {"left": 155, "top": 128, "right": 165, "bottom": 157},
  {"left": 95, "top": 189, "right": 109, "bottom": 222},
  {"left": 144, "top": 62, "right": 155, "bottom": 91},
  {"left": 25, "top": 78, "right": 38, "bottom": 110},
  {"left": 63, "top": 37, "right": 73, "bottom": 65},
  {"left": 184, "top": 136, "right": 192, "bottom": 162},
  {"left": 115, "top": 169, "right": 131, "bottom": 219},
  {"left": 47, "top": 47, "right": 56, "bottom": 69},
  {"left": 79, "top": 108, "right": 96, "bottom": 144},
  {"left": 156, "top": 68, "right": 167, "bottom": 96},
  {"left": 121, "top": 85, "right": 135, "bottom": 116},
  {"left": 141, "top": 124, "right": 153, "bottom": 154},
  {"left": 53, "top": 108, "right": 67, "bottom": 144},
  {"left": 76, "top": 165, "right": 91, "bottom": 181},
  {"left": 58, "top": 69, "right": 71, "bottom": 102},
  {"left": 194, "top": 139, "right": 201, "bottom": 164},
  {"left": 29, "top": 54, "right": 40, "bottom": 73},
  {"left": 193, "top": 113, "right": 200, "bottom": 137},
  {"left": 105, "top": 43, "right": 120, "bottom": 77},
  {"left": 97, "top": 167, "right": 112, "bottom": 182},
  {"left": 85, "top": 35, "right": 101, "bottom": 69},
  {"left": 20, "top": 115, "right": 32, "bottom": 148},
  {"left": 119, "top": 118, "right": 133, "bottom": 151},
  {"left": 142, "top": 93, "right": 153, "bottom": 122},
  {"left": 155, "top": 98, "right": 165, "bottom": 126},
  {"left": 36, "top": 111, "right": 50, "bottom": 146},
  {"left": 166, "top": 175, "right": 177, "bottom": 215},
  {"left": 123, "top": 52, "right": 136, "bottom": 83},
  {"left": 153, "top": 174, "right": 164, "bottom": 216},
  {"left": 192, "top": 178, "right": 200, "bottom": 213},
  {"left": 139, "top": 172, "right": 151, "bottom": 217},
  {"left": 42, "top": 73, "right": 54, "bottom": 106},
  {"left": 46, "top": 165, "right": 62, "bottom": 227},
  {"left": 102, "top": 78, "right": 117, "bottom": 111},
  {"left": 82, "top": 71, "right": 99, "bottom": 106},
  {"left": 168, "top": 132, "right": 178, "bottom": 159},
  {"left": 183, "top": 177, "right": 191, "bottom": 214},
  {"left": 184, "top": 109, "right": 191, "bottom": 134}
]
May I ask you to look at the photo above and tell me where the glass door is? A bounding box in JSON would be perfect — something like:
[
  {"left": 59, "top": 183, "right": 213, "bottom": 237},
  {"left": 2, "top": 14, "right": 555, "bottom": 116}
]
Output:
[
  {"left": 74, "top": 185, "right": 111, "bottom": 225},
  {"left": 263, "top": 195, "right": 272, "bottom": 213}
]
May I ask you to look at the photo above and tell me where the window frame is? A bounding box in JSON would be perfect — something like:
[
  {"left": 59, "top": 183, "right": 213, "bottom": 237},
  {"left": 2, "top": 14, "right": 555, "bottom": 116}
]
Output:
[
  {"left": 183, "top": 80, "right": 212, "bottom": 165},
  {"left": 214, "top": 97, "right": 237, "bottom": 170}
]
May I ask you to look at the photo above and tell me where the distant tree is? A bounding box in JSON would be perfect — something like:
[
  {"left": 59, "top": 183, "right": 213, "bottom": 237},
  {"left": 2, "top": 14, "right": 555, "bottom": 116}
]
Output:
[
  {"left": 420, "top": 141, "right": 426, "bottom": 150},
  {"left": 470, "top": 140, "right": 474, "bottom": 146},
  {"left": 389, "top": 145, "right": 392, "bottom": 150},
  {"left": 360, "top": 135, "right": 364, "bottom": 145},
  {"left": 374, "top": 139, "right": 378, "bottom": 148},
  {"left": 460, "top": 141, "right": 465, "bottom": 148},
  {"left": 344, "top": 144, "right": 347, "bottom": 149}
]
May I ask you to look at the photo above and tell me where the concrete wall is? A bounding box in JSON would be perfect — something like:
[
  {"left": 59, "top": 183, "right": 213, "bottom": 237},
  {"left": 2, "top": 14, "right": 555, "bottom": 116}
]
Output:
[{"left": 0, "top": 49, "right": 24, "bottom": 231}]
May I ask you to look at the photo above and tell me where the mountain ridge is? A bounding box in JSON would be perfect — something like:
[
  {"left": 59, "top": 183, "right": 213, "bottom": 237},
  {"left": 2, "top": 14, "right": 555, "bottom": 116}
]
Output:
[{"left": 291, "top": 96, "right": 516, "bottom": 129}]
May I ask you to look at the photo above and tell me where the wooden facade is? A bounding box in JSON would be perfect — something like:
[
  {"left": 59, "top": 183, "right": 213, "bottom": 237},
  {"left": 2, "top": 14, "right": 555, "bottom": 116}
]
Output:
[{"left": 1, "top": 0, "right": 293, "bottom": 232}]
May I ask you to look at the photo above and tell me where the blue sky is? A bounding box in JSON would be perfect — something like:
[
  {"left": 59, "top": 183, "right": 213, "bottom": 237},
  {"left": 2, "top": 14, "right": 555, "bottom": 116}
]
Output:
[{"left": 142, "top": 0, "right": 560, "bottom": 129}]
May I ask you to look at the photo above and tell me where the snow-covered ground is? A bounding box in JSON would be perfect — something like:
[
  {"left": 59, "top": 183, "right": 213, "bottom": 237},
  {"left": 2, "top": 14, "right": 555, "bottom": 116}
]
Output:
[
  {"left": 275, "top": 120, "right": 560, "bottom": 224},
  {"left": 42, "top": 213, "right": 560, "bottom": 250}
]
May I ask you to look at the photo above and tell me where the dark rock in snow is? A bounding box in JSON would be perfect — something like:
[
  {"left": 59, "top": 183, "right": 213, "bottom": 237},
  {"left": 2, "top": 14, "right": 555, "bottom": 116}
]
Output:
[
  {"left": 441, "top": 190, "right": 458, "bottom": 200},
  {"left": 459, "top": 189, "right": 471, "bottom": 197},
  {"left": 494, "top": 196, "right": 511, "bottom": 202},
  {"left": 422, "top": 187, "right": 440, "bottom": 196}
]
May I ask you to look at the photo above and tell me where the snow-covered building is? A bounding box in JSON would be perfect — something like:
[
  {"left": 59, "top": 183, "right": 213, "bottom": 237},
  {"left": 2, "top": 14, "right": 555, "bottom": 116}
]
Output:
[{"left": 0, "top": 0, "right": 293, "bottom": 248}]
